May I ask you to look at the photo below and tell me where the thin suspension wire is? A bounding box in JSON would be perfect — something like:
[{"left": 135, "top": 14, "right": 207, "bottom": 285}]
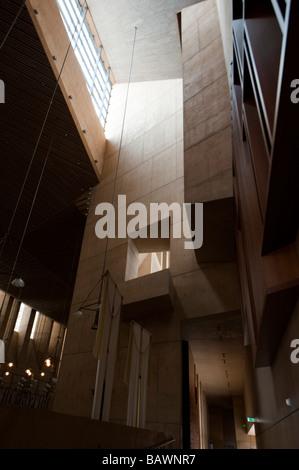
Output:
[
  {"left": 0, "top": 0, "right": 27, "bottom": 51},
  {"left": 2, "top": 135, "right": 55, "bottom": 305},
  {"left": 103, "top": 26, "right": 138, "bottom": 279},
  {"left": 0, "top": 11, "right": 82, "bottom": 319},
  {"left": 91, "top": 27, "right": 138, "bottom": 330},
  {"left": 13, "top": 136, "right": 55, "bottom": 277},
  {"left": 0, "top": 7, "right": 82, "bottom": 262}
]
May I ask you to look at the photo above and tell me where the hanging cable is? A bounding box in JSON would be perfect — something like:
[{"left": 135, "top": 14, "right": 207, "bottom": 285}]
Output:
[
  {"left": 0, "top": 3, "right": 87, "bottom": 325},
  {"left": 14, "top": 135, "right": 54, "bottom": 279},
  {"left": 91, "top": 26, "right": 138, "bottom": 331},
  {"left": 0, "top": 0, "right": 27, "bottom": 51},
  {"left": 2, "top": 135, "right": 55, "bottom": 304},
  {"left": 0, "top": 4, "right": 85, "bottom": 262}
]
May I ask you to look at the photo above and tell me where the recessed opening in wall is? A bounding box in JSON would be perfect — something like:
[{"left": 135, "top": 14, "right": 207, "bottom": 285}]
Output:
[
  {"left": 138, "top": 250, "right": 170, "bottom": 278},
  {"left": 177, "top": 12, "right": 182, "bottom": 48},
  {"left": 30, "top": 312, "right": 40, "bottom": 340},
  {"left": 125, "top": 218, "right": 171, "bottom": 281},
  {"left": 14, "top": 303, "right": 26, "bottom": 333}
]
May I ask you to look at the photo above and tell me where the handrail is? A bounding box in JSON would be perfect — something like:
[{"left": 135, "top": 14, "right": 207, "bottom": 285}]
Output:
[{"left": 147, "top": 438, "right": 176, "bottom": 449}]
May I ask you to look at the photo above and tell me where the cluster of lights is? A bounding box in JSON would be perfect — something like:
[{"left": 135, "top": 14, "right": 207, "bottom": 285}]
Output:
[
  {"left": 3, "top": 362, "right": 14, "bottom": 376},
  {"left": 2, "top": 357, "right": 52, "bottom": 378}
]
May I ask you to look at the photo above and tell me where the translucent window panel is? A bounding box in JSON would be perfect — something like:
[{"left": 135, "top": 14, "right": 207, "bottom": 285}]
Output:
[
  {"left": 30, "top": 312, "right": 40, "bottom": 340},
  {"left": 56, "top": 0, "right": 112, "bottom": 129},
  {"left": 14, "top": 303, "right": 26, "bottom": 332}
]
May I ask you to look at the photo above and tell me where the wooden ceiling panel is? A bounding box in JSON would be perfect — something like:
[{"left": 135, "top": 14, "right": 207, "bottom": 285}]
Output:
[{"left": 0, "top": 0, "right": 99, "bottom": 324}]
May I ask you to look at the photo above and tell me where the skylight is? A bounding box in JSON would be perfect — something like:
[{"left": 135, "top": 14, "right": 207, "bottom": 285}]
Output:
[
  {"left": 14, "top": 303, "right": 26, "bottom": 332},
  {"left": 30, "top": 312, "right": 40, "bottom": 340},
  {"left": 56, "top": 0, "right": 112, "bottom": 129}
]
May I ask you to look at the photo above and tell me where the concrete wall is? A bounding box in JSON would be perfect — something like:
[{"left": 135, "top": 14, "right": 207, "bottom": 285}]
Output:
[
  {"left": 216, "top": 0, "right": 233, "bottom": 84},
  {"left": 244, "top": 233, "right": 299, "bottom": 448},
  {"left": 208, "top": 406, "right": 225, "bottom": 448},
  {"left": 53, "top": 78, "right": 185, "bottom": 447},
  {"left": 233, "top": 396, "right": 256, "bottom": 449},
  {"left": 182, "top": 0, "right": 233, "bottom": 206},
  {"left": 253, "top": 299, "right": 299, "bottom": 448},
  {"left": 188, "top": 346, "right": 200, "bottom": 448},
  {"left": 180, "top": 0, "right": 243, "bottom": 451},
  {"left": 180, "top": 0, "right": 238, "bottom": 307},
  {"left": 199, "top": 385, "right": 209, "bottom": 448},
  {"left": 53, "top": 0, "right": 241, "bottom": 450}
]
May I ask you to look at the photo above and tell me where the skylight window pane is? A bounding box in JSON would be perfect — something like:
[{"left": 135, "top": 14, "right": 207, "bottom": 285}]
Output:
[
  {"left": 60, "top": 2, "right": 78, "bottom": 36},
  {"left": 92, "top": 89, "right": 101, "bottom": 104},
  {"left": 56, "top": 0, "right": 112, "bottom": 130},
  {"left": 14, "top": 303, "right": 26, "bottom": 332},
  {"left": 30, "top": 312, "right": 40, "bottom": 340},
  {"left": 82, "top": 25, "right": 98, "bottom": 59},
  {"left": 95, "top": 75, "right": 105, "bottom": 92},
  {"left": 66, "top": 0, "right": 81, "bottom": 27},
  {"left": 77, "top": 37, "right": 95, "bottom": 70},
  {"left": 98, "top": 63, "right": 107, "bottom": 81},
  {"left": 84, "top": 45, "right": 96, "bottom": 69},
  {"left": 94, "top": 78, "right": 104, "bottom": 93}
]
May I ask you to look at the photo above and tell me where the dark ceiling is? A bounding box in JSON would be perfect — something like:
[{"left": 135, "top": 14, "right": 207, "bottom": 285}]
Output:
[{"left": 0, "top": 0, "right": 99, "bottom": 324}]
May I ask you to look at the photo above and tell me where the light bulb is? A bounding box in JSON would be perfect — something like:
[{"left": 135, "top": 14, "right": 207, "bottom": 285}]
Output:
[{"left": 45, "top": 358, "right": 51, "bottom": 368}]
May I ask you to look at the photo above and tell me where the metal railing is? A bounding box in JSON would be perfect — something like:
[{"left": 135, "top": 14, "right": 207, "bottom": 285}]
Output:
[{"left": 0, "top": 373, "right": 55, "bottom": 411}]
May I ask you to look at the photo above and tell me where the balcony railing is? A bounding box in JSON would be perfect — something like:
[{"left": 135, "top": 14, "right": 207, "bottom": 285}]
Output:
[{"left": 0, "top": 373, "right": 55, "bottom": 411}]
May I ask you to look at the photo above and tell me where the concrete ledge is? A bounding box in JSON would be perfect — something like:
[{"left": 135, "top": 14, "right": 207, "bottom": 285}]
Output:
[
  {"left": 119, "top": 270, "right": 175, "bottom": 321},
  {"left": 0, "top": 403, "right": 173, "bottom": 449}
]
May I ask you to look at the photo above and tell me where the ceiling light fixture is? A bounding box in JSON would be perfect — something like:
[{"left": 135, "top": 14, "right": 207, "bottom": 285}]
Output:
[
  {"left": 11, "top": 277, "right": 25, "bottom": 288},
  {"left": 0, "top": 262, "right": 26, "bottom": 290}
]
